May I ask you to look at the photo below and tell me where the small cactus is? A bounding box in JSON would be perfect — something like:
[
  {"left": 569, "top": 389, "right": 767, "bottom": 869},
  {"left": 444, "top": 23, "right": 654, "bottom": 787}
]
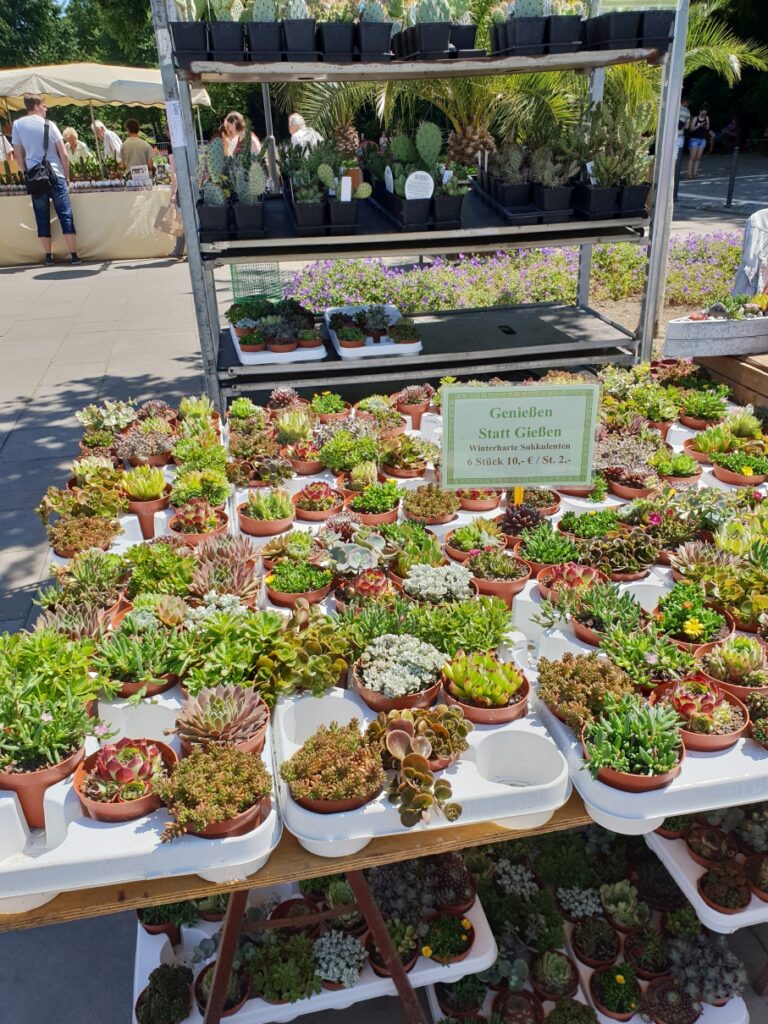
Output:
[
  {"left": 206, "top": 136, "right": 226, "bottom": 183},
  {"left": 236, "top": 159, "right": 266, "bottom": 204},
  {"left": 203, "top": 181, "right": 227, "bottom": 207},
  {"left": 361, "top": 0, "right": 386, "bottom": 21},
  {"left": 249, "top": 0, "right": 277, "bottom": 19},
  {"left": 415, "top": 0, "right": 450, "bottom": 22},
  {"left": 390, "top": 133, "right": 417, "bottom": 163},
  {"left": 316, "top": 163, "right": 335, "bottom": 189},
  {"left": 509, "top": 0, "right": 551, "bottom": 15},
  {"left": 353, "top": 181, "right": 372, "bottom": 199},
  {"left": 286, "top": 0, "right": 310, "bottom": 17},
  {"left": 415, "top": 121, "right": 442, "bottom": 168}
]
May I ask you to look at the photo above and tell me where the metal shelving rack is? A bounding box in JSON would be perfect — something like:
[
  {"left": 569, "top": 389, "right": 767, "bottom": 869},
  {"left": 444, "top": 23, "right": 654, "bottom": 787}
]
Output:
[{"left": 148, "top": 0, "right": 689, "bottom": 411}]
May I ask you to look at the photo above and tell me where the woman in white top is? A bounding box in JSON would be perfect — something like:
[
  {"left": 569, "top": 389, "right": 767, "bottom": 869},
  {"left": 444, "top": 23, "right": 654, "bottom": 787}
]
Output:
[
  {"left": 221, "top": 111, "right": 261, "bottom": 158},
  {"left": 62, "top": 127, "right": 91, "bottom": 163}
]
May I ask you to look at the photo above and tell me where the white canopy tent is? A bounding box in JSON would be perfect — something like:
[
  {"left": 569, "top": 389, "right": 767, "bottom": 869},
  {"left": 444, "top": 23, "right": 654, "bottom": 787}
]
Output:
[{"left": 0, "top": 63, "right": 210, "bottom": 110}]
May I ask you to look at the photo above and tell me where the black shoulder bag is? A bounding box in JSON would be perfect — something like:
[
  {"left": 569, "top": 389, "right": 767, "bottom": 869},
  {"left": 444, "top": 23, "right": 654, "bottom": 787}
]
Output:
[{"left": 24, "top": 120, "right": 57, "bottom": 197}]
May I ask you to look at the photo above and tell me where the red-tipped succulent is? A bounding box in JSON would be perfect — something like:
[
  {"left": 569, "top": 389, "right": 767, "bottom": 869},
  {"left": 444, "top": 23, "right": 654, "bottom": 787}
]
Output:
[{"left": 85, "top": 738, "right": 165, "bottom": 802}]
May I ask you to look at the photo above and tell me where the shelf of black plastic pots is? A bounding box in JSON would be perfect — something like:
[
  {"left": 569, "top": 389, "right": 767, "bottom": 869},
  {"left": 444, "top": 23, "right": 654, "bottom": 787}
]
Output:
[
  {"left": 179, "top": 44, "right": 661, "bottom": 83},
  {"left": 216, "top": 303, "right": 639, "bottom": 399}
]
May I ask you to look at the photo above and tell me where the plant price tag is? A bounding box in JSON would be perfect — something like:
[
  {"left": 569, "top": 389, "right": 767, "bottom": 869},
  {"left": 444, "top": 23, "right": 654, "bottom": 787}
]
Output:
[
  {"left": 384, "top": 166, "right": 394, "bottom": 193},
  {"left": 404, "top": 170, "right": 434, "bottom": 200},
  {"left": 441, "top": 383, "right": 601, "bottom": 489}
]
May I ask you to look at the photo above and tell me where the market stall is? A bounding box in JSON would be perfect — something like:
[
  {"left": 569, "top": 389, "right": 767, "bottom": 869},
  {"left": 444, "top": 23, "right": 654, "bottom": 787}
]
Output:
[{"left": 0, "top": 63, "right": 210, "bottom": 266}]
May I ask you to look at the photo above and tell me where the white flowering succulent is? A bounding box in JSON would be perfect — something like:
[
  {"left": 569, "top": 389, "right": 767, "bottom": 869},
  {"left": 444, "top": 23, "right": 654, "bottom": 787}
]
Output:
[
  {"left": 403, "top": 563, "right": 473, "bottom": 604},
  {"left": 183, "top": 593, "right": 248, "bottom": 629},
  {"left": 358, "top": 634, "right": 447, "bottom": 697},
  {"left": 495, "top": 859, "right": 540, "bottom": 901},
  {"left": 556, "top": 885, "right": 602, "bottom": 919},
  {"left": 313, "top": 930, "right": 366, "bottom": 989}
]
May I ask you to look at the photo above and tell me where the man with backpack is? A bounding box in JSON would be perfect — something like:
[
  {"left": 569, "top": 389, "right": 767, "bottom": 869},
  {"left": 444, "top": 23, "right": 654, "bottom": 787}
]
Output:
[{"left": 11, "top": 95, "right": 80, "bottom": 266}]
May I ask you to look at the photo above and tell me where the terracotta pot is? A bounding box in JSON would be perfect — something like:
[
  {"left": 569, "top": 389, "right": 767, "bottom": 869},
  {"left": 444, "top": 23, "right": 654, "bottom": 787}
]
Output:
[
  {"left": 280, "top": 448, "right": 324, "bottom": 475},
  {"left": 351, "top": 662, "right": 440, "bottom": 712},
  {"left": 444, "top": 675, "right": 529, "bottom": 724},
  {"left": 167, "top": 511, "right": 229, "bottom": 547},
  {"left": 471, "top": 561, "right": 531, "bottom": 607},
  {"left": 379, "top": 421, "right": 407, "bottom": 440},
  {"left": 292, "top": 784, "right": 383, "bottom": 815},
  {"left": 393, "top": 400, "right": 430, "bottom": 431},
  {"left": 746, "top": 854, "right": 768, "bottom": 903},
  {"left": 435, "top": 881, "right": 477, "bottom": 917},
  {"left": 491, "top": 989, "right": 544, "bottom": 1024},
  {"left": 194, "top": 963, "right": 249, "bottom": 1018},
  {"left": 607, "top": 480, "right": 658, "bottom": 500},
  {"left": 179, "top": 701, "right": 269, "bottom": 759},
  {"left": 661, "top": 470, "right": 703, "bottom": 487},
  {"left": 582, "top": 727, "right": 684, "bottom": 792},
  {"left": 696, "top": 875, "right": 750, "bottom": 915},
  {"left": 643, "top": 977, "right": 704, "bottom": 1024},
  {"left": 647, "top": 419, "right": 672, "bottom": 439},
  {"left": 436, "top": 977, "right": 484, "bottom": 1018},
  {"left": 684, "top": 825, "right": 738, "bottom": 869},
  {"left": 682, "top": 438, "right": 712, "bottom": 464},
  {"left": 267, "top": 341, "right": 298, "bottom": 353},
  {"left": 570, "top": 617, "right": 604, "bottom": 647},
  {"left": 623, "top": 931, "right": 670, "bottom": 981},
  {"left": 654, "top": 824, "right": 687, "bottom": 840},
  {"left": 128, "top": 451, "right": 172, "bottom": 468},
  {"left": 297, "top": 336, "right": 323, "bottom": 350},
  {"left": 344, "top": 497, "right": 399, "bottom": 526},
  {"left": 266, "top": 581, "right": 332, "bottom": 608},
  {"left": 556, "top": 484, "right": 595, "bottom": 497},
  {"left": 589, "top": 968, "right": 642, "bottom": 1021},
  {"left": 653, "top": 682, "right": 749, "bottom": 752},
  {"left": 679, "top": 414, "right": 722, "bottom": 431},
  {"left": 188, "top": 795, "right": 270, "bottom": 839},
  {"left": 137, "top": 915, "right": 182, "bottom": 946},
  {"left": 0, "top": 746, "right": 84, "bottom": 830},
  {"left": 459, "top": 492, "right": 502, "bottom": 512},
  {"left": 316, "top": 401, "right": 351, "bottom": 423},
  {"left": 536, "top": 566, "right": 608, "bottom": 603},
  {"left": 663, "top": 611, "right": 735, "bottom": 654},
  {"left": 54, "top": 540, "right": 111, "bottom": 560},
  {"left": 333, "top": 474, "right": 361, "bottom": 499},
  {"left": 610, "top": 568, "right": 651, "bottom": 582},
  {"left": 126, "top": 485, "right": 171, "bottom": 540},
  {"left": 381, "top": 463, "right": 425, "bottom": 479},
  {"left": 237, "top": 503, "right": 294, "bottom": 538},
  {"left": 74, "top": 742, "right": 176, "bottom": 823},
  {"left": 117, "top": 674, "right": 179, "bottom": 699},
  {"left": 530, "top": 952, "right": 578, "bottom": 1002},
  {"left": 365, "top": 934, "right": 417, "bottom": 977},
  {"left": 571, "top": 925, "right": 620, "bottom": 969},
  {"left": 338, "top": 337, "right": 365, "bottom": 349},
  {"left": 444, "top": 532, "right": 473, "bottom": 562},
  {"left": 268, "top": 896, "right": 322, "bottom": 938},
  {"left": 292, "top": 491, "right": 345, "bottom": 521},
  {"left": 712, "top": 464, "right": 768, "bottom": 487},
  {"left": 405, "top": 511, "right": 458, "bottom": 526},
  {"left": 694, "top": 640, "right": 768, "bottom": 701},
  {"left": 427, "top": 917, "right": 476, "bottom": 964}
]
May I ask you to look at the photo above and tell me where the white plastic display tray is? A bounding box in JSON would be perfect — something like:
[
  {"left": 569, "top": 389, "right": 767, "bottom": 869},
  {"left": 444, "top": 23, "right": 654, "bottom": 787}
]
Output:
[
  {"left": 646, "top": 830, "right": 768, "bottom": 934},
  {"left": 324, "top": 304, "right": 422, "bottom": 359},
  {"left": 229, "top": 327, "right": 327, "bottom": 366},
  {"left": 516, "top": 650, "right": 768, "bottom": 836},
  {"left": 132, "top": 885, "right": 497, "bottom": 1024},
  {"left": 562, "top": 919, "right": 748, "bottom": 1024},
  {"left": 272, "top": 686, "right": 571, "bottom": 857},
  {"left": 0, "top": 687, "right": 282, "bottom": 915}
]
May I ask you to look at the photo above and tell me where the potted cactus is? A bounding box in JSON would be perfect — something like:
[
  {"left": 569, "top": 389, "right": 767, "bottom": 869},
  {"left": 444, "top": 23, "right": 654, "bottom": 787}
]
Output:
[
  {"left": 282, "top": 0, "right": 318, "bottom": 58},
  {"left": 245, "top": 0, "right": 282, "bottom": 60},
  {"left": 208, "top": 0, "right": 246, "bottom": 59},
  {"left": 506, "top": 0, "right": 548, "bottom": 57},
  {"left": 232, "top": 155, "right": 266, "bottom": 238},
  {"left": 317, "top": 0, "right": 356, "bottom": 60},
  {"left": 198, "top": 137, "right": 231, "bottom": 241},
  {"left": 328, "top": 180, "right": 373, "bottom": 228},
  {"left": 169, "top": 0, "right": 209, "bottom": 68},
  {"left": 356, "top": 0, "right": 394, "bottom": 60},
  {"left": 529, "top": 134, "right": 578, "bottom": 217},
  {"left": 386, "top": 123, "right": 441, "bottom": 226}
]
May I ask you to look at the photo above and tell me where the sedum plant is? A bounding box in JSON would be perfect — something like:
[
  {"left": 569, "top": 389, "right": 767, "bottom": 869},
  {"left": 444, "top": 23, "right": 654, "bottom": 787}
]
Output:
[
  {"left": 668, "top": 933, "right": 747, "bottom": 1004},
  {"left": 450, "top": 517, "right": 504, "bottom": 552},
  {"left": 267, "top": 560, "right": 332, "bottom": 594},
  {"left": 280, "top": 719, "right": 385, "bottom": 804},
  {"left": 246, "top": 931, "right": 322, "bottom": 1004},
  {"left": 467, "top": 548, "right": 528, "bottom": 581},
  {"left": 403, "top": 563, "right": 474, "bottom": 603},
  {"left": 136, "top": 964, "right": 193, "bottom": 1024},
  {"left": 402, "top": 484, "right": 461, "bottom": 519},
  {"left": 556, "top": 886, "right": 602, "bottom": 920},
  {"left": 357, "top": 633, "right": 446, "bottom": 696},
  {"left": 584, "top": 693, "right": 682, "bottom": 779},
  {"left": 443, "top": 651, "right": 525, "bottom": 708},
  {"left": 170, "top": 469, "right": 231, "bottom": 508},
  {"left": 536, "top": 653, "right": 635, "bottom": 729},
  {"left": 313, "top": 931, "right": 366, "bottom": 989},
  {"left": 349, "top": 480, "right": 402, "bottom": 514},
  {"left": 518, "top": 522, "right": 580, "bottom": 565}
]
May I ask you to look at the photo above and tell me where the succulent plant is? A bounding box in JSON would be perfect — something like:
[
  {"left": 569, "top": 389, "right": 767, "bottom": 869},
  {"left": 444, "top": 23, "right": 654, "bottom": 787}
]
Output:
[
  {"left": 669, "top": 933, "right": 747, "bottom": 1003},
  {"left": 669, "top": 674, "right": 741, "bottom": 735},
  {"left": 450, "top": 517, "right": 504, "bottom": 552},
  {"left": 294, "top": 481, "right": 340, "bottom": 512},
  {"left": 580, "top": 527, "right": 659, "bottom": 574},
  {"left": 279, "top": 718, "right": 385, "bottom": 803},
  {"left": 403, "top": 563, "right": 474, "bottom": 603},
  {"left": 170, "top": 686, "right": 269, "bottom": 751},
  {"left": 443, "top": 651, "right": 525, "bottom": 708},
  {"left": 600, "top": 880, "right": 651, "bottom": 929},
  {"left": 123, "top": 465, "right": 167, "bottom": 501},
  {"left": 170, "top": 499, "right": 223, "bottom": 535},
  {"left": 500, "top": 502, "right": 545, "bottom": 537},
  {"left": 357, "top": 633, "right": 446, "bottom": 696},
  {"left": 82, "top": 738, "right": 166, "bottom": 803}
]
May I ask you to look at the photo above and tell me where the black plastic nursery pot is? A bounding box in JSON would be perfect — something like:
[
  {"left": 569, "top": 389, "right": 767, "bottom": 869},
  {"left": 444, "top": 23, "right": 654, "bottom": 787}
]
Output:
[
  {"left": 246, "top": 22, "right": 282, "bottom": 61},
  {"left": 433, "top": 194, "right": 464, "bottom": 225},
  {"left": 450, "top": 23, "right": 477, "bottom": 51},
  {"left": 595, "top": 11, "right": 641, "bottom": 50},
  {"left": 282, "top": 18, "right": 317, "bottom": 54},
  {"left": 506, "top": 17, "right": 547, "bottom": 57},
  {"left": 387, "top": 194, "right": 432, "bottom": 227},
  {"left": 232, "top": 202, "right": 265, "bottom": 238},
  {"left": 496, "top": 180, "right": 531, "bottom": 208},
  {"left": 327, "top": 198, "right": 359, "bottom": 227},
  {"left": 198, "top": 202, "right": 231, "bottom": 242},
  {"left": 641, "top": 10, "right": 674, "bottom": 54},
  {"left": 490, "top": 22, "right": 505, "bottom": 55},
  {"left": 573, "top": 183, "right": 619, "bottom": 218},
  {"left": 170, "top": 21, "right": 208, "bottom": 66},
  {"left": 318, "top": 21, "right": 355, "bottom": 60},
  {"left": 414, "top": 22, "right": 451, "bottom": 55},
  {"left": 292, "top": 200, "right": 326, "bottom": 228},
  {"left": 208, "top": 21, "right": 245, "bottom": 60},
  {"left": 618, "top": 183, "right": 650, "bottom": 216},
  {"left": 547, "top": 14, "right": 582, "bottom": 55},
  {"left": 532, "top": 183, "right": 574, "bottom": 212},
  {"left": 391, "top": 29, "right": 404, "bottom": 57},
  {"left": 356, "top": 21, "right": 393, "bottom": 60},
  {"left": 582, "top": 16, "right": 601, "bottom": 51}
]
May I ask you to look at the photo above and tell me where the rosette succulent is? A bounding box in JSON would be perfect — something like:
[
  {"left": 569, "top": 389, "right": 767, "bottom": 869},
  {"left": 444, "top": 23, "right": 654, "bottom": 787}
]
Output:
[{"left": 83, "top": 738, "right": 166, "bottom": 802}]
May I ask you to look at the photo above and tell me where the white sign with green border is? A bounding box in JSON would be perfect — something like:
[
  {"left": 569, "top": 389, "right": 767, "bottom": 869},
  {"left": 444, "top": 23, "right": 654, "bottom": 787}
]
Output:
[{"left": 441, "top": 383, "right": 601, "bottom": 489}]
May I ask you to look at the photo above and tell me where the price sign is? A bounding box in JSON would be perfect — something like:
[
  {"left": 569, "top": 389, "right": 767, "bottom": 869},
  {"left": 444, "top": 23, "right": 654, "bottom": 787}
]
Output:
[
  {"left": 404, "top": 170, "right": 434, "bottom": 200},
  {"left": 441, "top": 383, "right": 600, "bottom": 489}
]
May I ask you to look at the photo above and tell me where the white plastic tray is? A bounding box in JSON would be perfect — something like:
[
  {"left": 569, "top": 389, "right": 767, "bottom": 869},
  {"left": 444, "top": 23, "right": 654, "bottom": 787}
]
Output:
[
  {"left": 562, "top": 919, "right": 748, "bottom": 1024},
  {"left": 132, "top": 887, "right": 497, "bottom": 1024},
  {"left": 272, "top": 686, "right": 571, "bottom": 857},
  {"left": 646, "top": 831, "right": 768, "bottom": 934},
  {"left": 324, "top": 304, "right": 422, "bottom": 359},
  {"left": 0, "top": 688, "right": 282, "bottom": 915},
  {"left": 229, "top": 327, "right": 327, "bottom": 366}
]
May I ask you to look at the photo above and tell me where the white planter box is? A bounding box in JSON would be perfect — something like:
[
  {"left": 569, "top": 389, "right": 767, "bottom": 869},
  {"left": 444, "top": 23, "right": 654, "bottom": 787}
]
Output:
[
  {"left": 325, "top": 304, "right": 423, "bottom": 359},
  {"left": 664, "top": 316, "right": 768, "bottom": 358}
]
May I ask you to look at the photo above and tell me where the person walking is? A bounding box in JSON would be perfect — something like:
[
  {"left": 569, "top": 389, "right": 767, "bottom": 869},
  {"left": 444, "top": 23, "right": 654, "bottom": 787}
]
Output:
[
  {"left": 62, "top": 127, "right": 91, "bottom": 162},
  {"left": 120, "top": 119, "right": 155, "bottom": 173},
  {"left": 687, "top": 106, "right": 710, "bottom": 179},
  {"left": 11, "top": 96, "right": 80, "bottom": 266},
  {"left": 677, "top": 95, "right": 690, "bottom": 156},
  {"left": 92, "top": 120, "right": 123, "bottom": 161},
  {"left": 288, "top": 113, "right": 323, "bottom": 151},
  {"left": 222, "top": 111, "right": 261, "bottom": 157}
]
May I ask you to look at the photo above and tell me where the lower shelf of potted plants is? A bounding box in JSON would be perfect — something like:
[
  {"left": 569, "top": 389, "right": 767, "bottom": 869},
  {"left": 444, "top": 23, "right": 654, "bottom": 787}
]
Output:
[
  {"left": 520, "top": 646, "right": 768, "bottom": 837},
  {"left": 645, "top": 830, "right": 768, "bottom": 934},
  {"left": 272, "top": 687, "right": 570, "bottom": 857},
  {"left": 0, "top": 688, "right": 282, "bottom": 915},
  {"left": 229, "top": 326, "right": 328, "bottom": 367},
  {"left": 131, "top": 881, "right": 498, "bottom": 1024}
]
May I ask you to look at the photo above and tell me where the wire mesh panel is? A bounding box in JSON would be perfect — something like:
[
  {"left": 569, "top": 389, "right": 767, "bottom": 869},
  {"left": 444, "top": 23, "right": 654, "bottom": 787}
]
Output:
[{"left": 230, "top": 262, "right": 283, "bottom": 301}]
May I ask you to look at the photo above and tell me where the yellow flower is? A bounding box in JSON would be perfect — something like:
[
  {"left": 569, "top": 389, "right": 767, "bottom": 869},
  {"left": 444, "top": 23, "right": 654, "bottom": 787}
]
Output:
[
  {"left": 461, "top": 918, "right": 471, "bottom": 929},
  {"left": 420, "top": 945, "right": 432, "bottom": 958},
  {"left": 682, "top": 617, "right": 705, "bottom": 639},
  {"left": 615, "top": 974, "right": 625, "bottom": 985},
  {"left": 742, "top": 467, "right": 754, "bottom": 476}
]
